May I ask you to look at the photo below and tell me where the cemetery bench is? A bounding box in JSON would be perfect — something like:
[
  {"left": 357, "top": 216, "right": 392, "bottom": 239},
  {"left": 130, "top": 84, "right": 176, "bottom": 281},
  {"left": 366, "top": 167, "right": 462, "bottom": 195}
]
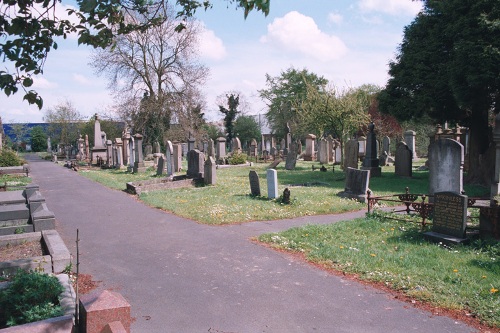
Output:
[{"left": 367, "top": 188, "right": 491, "bottom": 232}]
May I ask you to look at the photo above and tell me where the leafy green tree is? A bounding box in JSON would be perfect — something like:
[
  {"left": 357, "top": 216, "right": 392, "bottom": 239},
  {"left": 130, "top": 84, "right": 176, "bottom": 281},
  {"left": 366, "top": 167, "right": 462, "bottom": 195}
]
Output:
[
  {"left": 300, "top": 84, "right": 371, "bottom": 165},
  {"left": 43, "top": 100, "right": 82, "bottom": 146},
  {"left": 30, "top": 126, "right": 47, "bottom": 152},
  {"left": 378, "top": 0, "right": 500, "bottom": 184},
  {"left": 259, "top": 67, "right": 328, "bottom": 139},
  {"left": 9, "top": 123, "right": 29, "bottom": 151},
  {"left": 234, "top": 115, "right": 261, "bottom": 146},
  {"left": 219, "top": 94, "right": 240, "bottom": 145},
  {"left": 0, "top": 0, "right": 269, "bottom": 108}
]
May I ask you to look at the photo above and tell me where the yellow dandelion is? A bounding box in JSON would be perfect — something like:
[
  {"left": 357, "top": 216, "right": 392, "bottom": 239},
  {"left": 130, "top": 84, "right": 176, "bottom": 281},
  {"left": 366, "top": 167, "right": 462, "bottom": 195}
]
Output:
[
  {"left": 339, "top": 246, "right": 344, "bottom": 249},
  {"left": 482, "top": 275, "right": 487, "bottom": 279},
  {"left": 490, "top": 288, "right": 499, "bottom": 294},
  {"left": 370, "top": 253, "right": 376, "bottom": 257},
  {"left": 453, "top": 269, "right": 458, "bottom": 273},
  {"left": 381, "top": 228, "right": 385, "bottom": 232},
  {"left": 390, "top": 228, "right": 395, "bottom": 231}
]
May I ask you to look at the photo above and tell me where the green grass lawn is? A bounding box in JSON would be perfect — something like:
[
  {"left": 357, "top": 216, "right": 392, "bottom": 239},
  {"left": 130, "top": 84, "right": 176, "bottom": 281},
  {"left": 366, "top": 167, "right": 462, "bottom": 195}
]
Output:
[
  {"left": 78, "top": 160, "right": 488, "bottom": 224},
  {"left": 259, "top": 211, "right": 500, "bottom": 329}
]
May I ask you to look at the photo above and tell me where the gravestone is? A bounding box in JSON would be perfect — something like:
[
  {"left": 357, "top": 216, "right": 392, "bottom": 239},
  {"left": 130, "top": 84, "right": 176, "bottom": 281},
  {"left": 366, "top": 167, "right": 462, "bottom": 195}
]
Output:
[
  {"left": 133, "top": 134, "right": 146, "bottom": 173},
  {"left": 153, "top": 141, "right": 161, "bottom": 154},
  {"left": 106, "top": 140, "right": 113, "bottom": 167},
  {"left": 424, "top": 191, "right": 468, "bottom": 244},
  {"left": 327, "top": 135, "right": 335, "bottom": 162},
  {"left": 343, "top": 139, "right": 358, "bottom": 170},
  {"left": 337, "top": 167, "right": 370, "bottom": 203},
  {"left": 91, "top": 113, "right": 107, "bottom": 164},
  {"left": 187, "top": 149, "right": 205, "bottom": 179},
  {"left": 358, "top": 136, "right": 366, "bottom": 160},
  {"left": 249, "top": 139, "right": 258, "bottom": 157},
  {"left": 428, "top": 138, "right": 464, "bottom": 197},
  {"left": 382, "top": 136, "right": 391, "bottom": 156},
  {"left": 188, "top": 136, "right": 196, "bottom": 152},
  {"left": 334, "top": 140, "right": 342, "bottom": 165},
  {"left": 216, "top": 137, "right": 226, "bottom": 160},
  {"left": 361, "top": 122, "right": 381, "bottom": 177},
  {"left": 207, "top": 138, "right": 215, "bottom": 158},
  {"left": 282, "top": 188, "right": 290, "bottom": 204},
  {"left": 297, "top": 140, "right": 302, "bottom": 155},
  {"left": 47, "top": 137, "right": 52, "bottom": 153},
  {"left": 285, "top": 142, "right": 297, "bottom": 170},
  {"left": 204, "top": 157, "right": 216, "bottom": 185},
  {"left": 156, "top": 156, "right": 165, "bottom": 176},
  {"left": 232, "top": 137, "right": 242, "bottom": 153},
  {"left": 115, "top": 138, "right": 123, "bottom": 168},
  {"left": 304, "top": 134, "right": 316, "bottom": 161},
  {"left": 165, "top": 140, "right": 174, "bottom": 176},
  {"left": 404, "top": 130, "right": 417, "bottom": 159},
  {"left": 145, "top": 144, "right": 153, "bottom": 157},
  {"left": 395, "top": 142, "right": 412, "bottom": 177},
  {"left": 319, "top": 138, "right": 329, "bottom": 164},
  {"left": 249, "top": 170, "right": 261, "bottom": 196},
  {"left": 173, "top": 143, "right": 182, "bottom": 172},
  {"left": 127, "top": 137, "right": 135, "bottom": 171},
  {"left": 268, "top": 158, "right": 282, "bottom": 169},
  {"left": 267, "top": 169, "right": 279, "bottom": 199}
]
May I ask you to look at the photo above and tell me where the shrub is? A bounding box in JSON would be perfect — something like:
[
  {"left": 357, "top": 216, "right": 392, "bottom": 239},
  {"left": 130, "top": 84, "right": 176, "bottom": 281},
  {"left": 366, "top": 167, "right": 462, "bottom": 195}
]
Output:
[
  {"left": 0, "top": 270, "right": 64, "bottom": 327},
  {"left": 0, "top": 148, "right": 25, "bottom": 167},
  {"left": 227, "top": 151, "right": 247, "bottom": 165}
]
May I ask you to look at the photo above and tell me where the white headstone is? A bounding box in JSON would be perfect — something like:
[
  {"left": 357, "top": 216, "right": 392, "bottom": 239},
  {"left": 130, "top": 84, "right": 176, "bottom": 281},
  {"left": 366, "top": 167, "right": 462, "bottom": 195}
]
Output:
[{"left": 267, "top": 169, "right": 278, "bottom": 199}]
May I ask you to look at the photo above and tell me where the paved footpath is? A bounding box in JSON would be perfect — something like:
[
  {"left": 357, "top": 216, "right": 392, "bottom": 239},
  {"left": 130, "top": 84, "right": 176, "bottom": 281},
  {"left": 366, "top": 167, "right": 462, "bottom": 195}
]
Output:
[{"left": 26, "top": 155, "right": 477, "bottom": 333}]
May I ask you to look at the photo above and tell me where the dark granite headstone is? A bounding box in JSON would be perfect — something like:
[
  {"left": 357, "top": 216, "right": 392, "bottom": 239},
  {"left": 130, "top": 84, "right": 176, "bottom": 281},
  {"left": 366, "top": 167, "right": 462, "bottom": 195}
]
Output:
[
  {"left": 249, "top": 170, "right": 261, "bottom": 196},
  {"left": 432, "top": 192, "right": 467, "bottom": 238},
  {"left": 337, "top": 167, "right": 370, "bottom": 203}
]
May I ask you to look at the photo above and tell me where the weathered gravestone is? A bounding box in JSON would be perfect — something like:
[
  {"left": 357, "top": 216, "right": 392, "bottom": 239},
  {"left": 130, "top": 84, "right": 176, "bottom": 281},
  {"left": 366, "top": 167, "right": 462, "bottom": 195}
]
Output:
[
  {"left": 343, "top": 139, "right": 359, "bottom": 170},
  {"left": 156, "top": 156, "right": 165, "bottom": 176},
  {"left": 319, "top": 138, "right": 329, "bottom": 164},
  {"left": 358, "top": 136, "right": 366, "bottom": 160},
  {"left": 424, "top": 191, "right": 468, "bottom": 244},
  {"left": 165, "top": 140, "right": 174, "bottom": 176},
  {"left": 404, "top": 130, "right": 417, "bottom": 159},
  {"left": 268, "top": 158, "right": 282, "bottom": 169},
  {"left": 303, "top": 134, "right": 316, "bottom": 161},
  {"left": 267, "top": 169, "right": 279, "bottom": 199},
  {"left": 249, "top": 170, "right": 261, "bottom": 196},
  {"left": 285, "top": 142, "right": 297, "bottom": 170},
  {"left": 428, "top": 138, "right": 464, "bottom": 198},
  {"left": 133, "top": 134, "right": 146, "bottom": 173},
  {"left": 382, "top": 136, "right": 391, "bottom": 157},
  {"left": 204, "top": 156, "right": 216, "bottom": 185},
  {"left": 207, "top": 138, "right": 215, "bottom": 158},
  {"left": 395, "top": 142, "right": 412, "bottom": 177},
  {"left": 216, "top": 137, "right": 226, "bottom": 160},
  {"left": 361, "top": 122, "right": 381, "bottom": 177},
  {"left": 173, "top": 144, "right": 182, "bottom": 172},
  {"left": 187, "top": 149, "right": 205, "bottom": 179},
  {"left": 337, "top": 167, "right": 370, "bottom": 203}
]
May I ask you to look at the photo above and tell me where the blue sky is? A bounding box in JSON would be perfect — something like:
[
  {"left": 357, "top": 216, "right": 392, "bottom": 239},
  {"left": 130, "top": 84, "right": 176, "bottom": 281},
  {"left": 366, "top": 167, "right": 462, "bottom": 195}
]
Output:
[{"left": 1, "top": 0, "right": 423, "bottom": 124}]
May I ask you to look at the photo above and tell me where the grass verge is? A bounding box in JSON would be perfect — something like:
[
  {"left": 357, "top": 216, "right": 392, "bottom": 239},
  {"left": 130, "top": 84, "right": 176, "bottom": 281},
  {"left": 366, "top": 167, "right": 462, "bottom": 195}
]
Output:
[{"left": 258, "top": 210, "right": 500, "bottom": 329}]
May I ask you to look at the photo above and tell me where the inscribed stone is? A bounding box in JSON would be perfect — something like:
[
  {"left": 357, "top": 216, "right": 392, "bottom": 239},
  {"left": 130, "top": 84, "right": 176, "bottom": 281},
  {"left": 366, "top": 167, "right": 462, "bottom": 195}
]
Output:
[
  {"left": 249, "top": 170, "right": 261, "bottom": 196},
  {"left": 267, "top": 169, "right": 278, "bottom": 199}
]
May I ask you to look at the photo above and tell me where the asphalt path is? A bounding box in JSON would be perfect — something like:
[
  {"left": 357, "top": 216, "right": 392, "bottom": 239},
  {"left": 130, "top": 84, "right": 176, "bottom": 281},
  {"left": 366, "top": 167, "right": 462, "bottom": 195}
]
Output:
[{"left": 26, "top": 155, "right": 477, "bottom": 333}]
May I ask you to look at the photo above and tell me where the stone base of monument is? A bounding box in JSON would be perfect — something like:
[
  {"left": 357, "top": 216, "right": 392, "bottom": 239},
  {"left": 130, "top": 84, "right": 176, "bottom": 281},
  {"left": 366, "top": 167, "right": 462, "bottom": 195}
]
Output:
[
  {"left": 361, "top": 166, "right": 381, "bottom": 177},
  {"left": 423, "top": 231, "right": 469, "bottom": 245}
]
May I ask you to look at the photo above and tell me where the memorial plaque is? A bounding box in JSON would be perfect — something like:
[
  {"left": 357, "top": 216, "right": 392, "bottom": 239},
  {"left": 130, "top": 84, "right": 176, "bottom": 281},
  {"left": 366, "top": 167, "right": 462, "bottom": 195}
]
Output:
[
  {"left": 249, "top": 170, "right": 261, "bottom": 196},
  {"left": 432, "top": 191, "right": 467, "bottom": 238}
]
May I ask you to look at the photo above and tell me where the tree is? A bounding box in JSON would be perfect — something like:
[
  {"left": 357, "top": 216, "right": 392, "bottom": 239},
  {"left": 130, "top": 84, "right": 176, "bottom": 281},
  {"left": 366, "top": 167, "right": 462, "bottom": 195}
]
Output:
[
  {"left": 43, "top": 100, "right": 82, "bottom": 146},
  {"left": 30, "top": 126, "right": 47, "bottom": 152},
  {"left": 9, "top": 123, "right": 29, "bottom": 151},
  {"left": 203, "top": 122, "right": 225, "bottom": 141},
  {"left": 378, "top": 0, "right": 500, "bottom": 184},
  {"left": 219, "top": 93, "right": 240, "bottom": 145},
  {"left": 79, "top": 114, "right": 124, "bottom": 147},
  {"left": 300, "top": 83, "right": 371, "bottom": 165},
  {"left": 259, "top": 67, "right": 328, "bottom": 139},
  {"left": 234, "top": 115, "right": 261, "bottom": 146},
  {"left": 91, "top": 5, "right": 209, "bottom": 146},
  {"left": 0, "top": 0, "right": 269, "bottom": 108}
]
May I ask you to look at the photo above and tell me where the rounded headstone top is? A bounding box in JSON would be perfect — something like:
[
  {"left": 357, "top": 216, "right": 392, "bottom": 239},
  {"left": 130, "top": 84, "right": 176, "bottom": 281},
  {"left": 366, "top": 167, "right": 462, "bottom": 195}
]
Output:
[
  {"left": 306, "top": 134, "right": 316, "bottom": 139},
  {"left": 404, "top": 130, "right": 416, "bottom": 135},
  {"left": 217, "top": 137, "right": 226, "bottom": 142}
]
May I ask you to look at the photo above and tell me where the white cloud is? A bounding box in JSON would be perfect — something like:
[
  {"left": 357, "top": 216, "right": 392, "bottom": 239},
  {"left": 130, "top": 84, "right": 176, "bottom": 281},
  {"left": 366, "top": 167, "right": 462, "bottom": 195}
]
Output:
[
  {"left": 260, "top": 11, "right": 348, "bottom": 62},
  {"left": 199, "top": 27, "right": 227, "bottom": 61},
  {"left": 328, "top": 12, "right": 343, "bottom": 25},
  {"left": 358, "top": 0, "right": 423, "bottom": 16},
  {"left": 72, "top": 73, "right": 92, "bottom": 85},
  {"left": 33, "top": 77, "right": 57, "bottom": 90}
]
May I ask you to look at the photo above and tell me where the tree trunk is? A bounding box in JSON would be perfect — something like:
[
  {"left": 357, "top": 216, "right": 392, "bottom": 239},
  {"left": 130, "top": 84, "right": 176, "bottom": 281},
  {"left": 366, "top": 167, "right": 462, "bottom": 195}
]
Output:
[{"left": 465, "top": 107, "right": 492, "bottom": 186}]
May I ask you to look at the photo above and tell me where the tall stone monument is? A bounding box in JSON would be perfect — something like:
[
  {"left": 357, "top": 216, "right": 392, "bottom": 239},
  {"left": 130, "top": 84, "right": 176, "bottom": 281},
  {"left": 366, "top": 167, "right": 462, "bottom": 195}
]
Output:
[
  {"left": 404, "top": 130, "right": 418, "bottom": 159},
  {"left": 91, "top": 113, "right": 107, "bottom": 164},
  {"left": 361, "top": 122, "right": 381, "bottom": 177},
  {"left": 303, "top": 134, "right": 316, "bottom": 161}
]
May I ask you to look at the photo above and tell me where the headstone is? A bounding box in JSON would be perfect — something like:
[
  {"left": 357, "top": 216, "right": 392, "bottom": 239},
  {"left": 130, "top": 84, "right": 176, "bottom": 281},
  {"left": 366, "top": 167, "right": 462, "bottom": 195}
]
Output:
[
  {"left": 424, "top": 192, "right": 468, "bottom": 244},
  {"left": 121, "top": 128, "right": 130, "bottom": 165},
  {"left": 304, "top": 134, "right": 316, "bottom": 161},
  {"left": 285, "top": 142, "right": 297, "bottom": 170},
  {"left": 115, "top": 138, "right": 123, "bottom": 168},
  {"left": 337, "top": 167, "right": 370, "bottom": 203},
  {"left": 128, "top": 136, "right": 135, "bottom": 170},
  {"left": 395, "top": 142, "right": 412, "bottom": 177},
  {"left": 145, "top": 144, "right": 153, "bottom": 157},
  {"left": 85, "top": 135, "right": 90, "bottom": 161},
  {"left": 165, "top": 140, "right": 174, "bottom": 176},
  {"left": 334, "top": 140, "right": 341, "bottom": 165},
  {"left": 188, "top": 136, "right": 196, "bottom": 152},
  {"left": 343, "top": 139, "right": 358, "bottom": 170},
  {"left": 282, "top": 188, "right": 290, "bottom": 204},
  {"left": 428, "top": 138, "right": 464, "bottom": 197},
  {"left": 319, "top": 138, "right": 329, "bottom": 164},
  {"left": 249, "top": 170, "right": 261, "bottom": 196},
  {"left": 327, "top": 135, "right": 335, "bottom": 162},
  {"left": 187, "top": 149, "right": 205, "bottom": 179},
  {"left": 47, "top": 137, "right": 52, "bottom": 154},
  {"left": 232, "top": 137, "right": 242, "bottom": 153},
  {"left": 267, "top": 169, "right": 278, "bottom": 199},
  {"left": 156, "top": 156, "right": 165, "bottom": 176},
  {"left": 133, "top": 134, "right": 146, "bottom": 173},
  {"left": 404, "top": 130, "right": 417, "bottom": 159},
  {"left": 249, "top": 139, "right": 258, "bottom": 157},
  {"left": 173, "top": 144, "right": 182, "bottom": 172},
  {"left": 207, "top": 138, "right": 215, "bottom": 158},
  {"left": 91, "top": 114, "right": 107, "bottom": 164},
  {"left": 204, "top": 156, "right": 216, "bottom": 185},
  {"left": 382, "top": 136, "right": 391, "bottom": 156},
  {"left": 358, "top": 136, "right": 366, "bottom": 160},
  {"left": 106, "top": 140, "right": 113, "bottom": 167},
  {"left": 216, "top": 137, "right": 226, "bottom": 160},
  {"left": 297, "top": 140, "right": 302, "bottom": 155}
]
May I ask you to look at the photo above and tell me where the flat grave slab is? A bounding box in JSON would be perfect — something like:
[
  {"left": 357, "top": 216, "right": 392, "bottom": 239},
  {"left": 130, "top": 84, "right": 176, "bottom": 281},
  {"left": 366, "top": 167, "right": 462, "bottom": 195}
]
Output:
[{"left": 0, "top": 190, "right": 26, "bottom": 205}]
